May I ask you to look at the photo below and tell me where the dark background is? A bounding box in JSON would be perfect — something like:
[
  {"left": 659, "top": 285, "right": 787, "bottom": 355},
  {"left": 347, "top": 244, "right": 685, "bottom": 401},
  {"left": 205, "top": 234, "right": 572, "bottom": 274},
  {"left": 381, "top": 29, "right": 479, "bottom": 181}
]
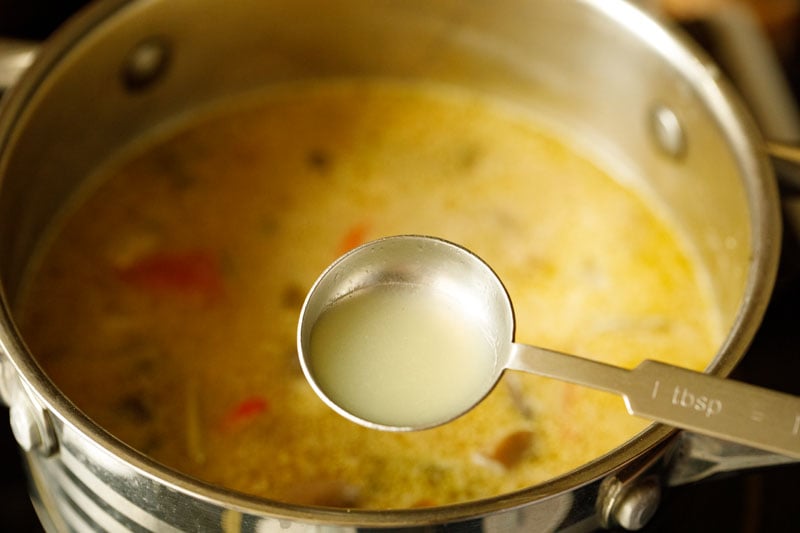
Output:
[
  {"left": 2, "top": 2, "right": 800, "bottom": 531},
  {"left": 0, "top": 0, "right": 89, "bottom": 40}
]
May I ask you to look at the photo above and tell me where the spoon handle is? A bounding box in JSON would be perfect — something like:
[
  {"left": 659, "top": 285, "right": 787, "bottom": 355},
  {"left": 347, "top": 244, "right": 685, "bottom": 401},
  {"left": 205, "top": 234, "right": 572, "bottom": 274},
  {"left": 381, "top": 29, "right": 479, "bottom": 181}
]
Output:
[
  {"left": 508, "top": 344, "right": 800, "bottom": 459},
  {"left": 626, "top": 360, "right": 800, "bottom": 459}
]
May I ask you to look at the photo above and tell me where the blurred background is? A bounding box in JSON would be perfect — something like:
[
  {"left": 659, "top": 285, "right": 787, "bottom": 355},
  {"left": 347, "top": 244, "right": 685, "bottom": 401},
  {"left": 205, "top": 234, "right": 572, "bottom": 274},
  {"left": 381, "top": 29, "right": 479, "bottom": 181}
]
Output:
[{"left": 1, "top": 1, "right": 800, "bottom": 531}]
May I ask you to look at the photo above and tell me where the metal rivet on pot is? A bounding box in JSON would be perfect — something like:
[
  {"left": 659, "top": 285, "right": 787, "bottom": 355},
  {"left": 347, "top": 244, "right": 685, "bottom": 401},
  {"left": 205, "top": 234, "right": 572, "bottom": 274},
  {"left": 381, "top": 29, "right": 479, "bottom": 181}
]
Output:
[
  {"left": 612, "top": 476, "right": 662, "bottom": 531},
  {"left": 9, "top": 400, "right": 42, "bottom": 452},
  {"left": 6, "top": 377, "right": 58, "bottom": 457},
  {"left": 649, "top": 104, "right": 687, "bottom": 160},
  {"left": 0, "top": 356, "right": 12, "bottom": 406},
  {"left": 121, "top": 37, "right": 171, "bottom": 92}
]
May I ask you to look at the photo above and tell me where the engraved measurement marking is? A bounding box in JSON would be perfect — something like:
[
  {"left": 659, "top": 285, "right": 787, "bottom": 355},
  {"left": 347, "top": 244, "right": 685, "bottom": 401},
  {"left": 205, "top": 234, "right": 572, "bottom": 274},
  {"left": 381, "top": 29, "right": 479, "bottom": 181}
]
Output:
[
  {"left": 793, "top": 414, "right": 800, "bottom": 436},
  {"left": 671, "top": 386, "right": 722, "bottom": 417},
  {"left": 651, "top": 380, "right": 660, "bottom": 399}
]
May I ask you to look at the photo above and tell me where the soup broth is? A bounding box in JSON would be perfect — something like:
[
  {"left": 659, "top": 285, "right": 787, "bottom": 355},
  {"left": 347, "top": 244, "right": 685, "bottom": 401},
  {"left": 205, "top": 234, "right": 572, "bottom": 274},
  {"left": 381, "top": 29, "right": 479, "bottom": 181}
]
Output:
[{"left": 16, "top": 80, "right": 721, "bottom": 509}]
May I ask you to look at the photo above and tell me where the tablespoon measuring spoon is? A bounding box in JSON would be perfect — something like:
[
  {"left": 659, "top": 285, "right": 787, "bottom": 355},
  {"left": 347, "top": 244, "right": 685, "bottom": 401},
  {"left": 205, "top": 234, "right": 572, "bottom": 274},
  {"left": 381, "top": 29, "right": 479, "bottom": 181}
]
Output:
[{"left": 297, "top": 235, "right": 800, "bottom": 459}]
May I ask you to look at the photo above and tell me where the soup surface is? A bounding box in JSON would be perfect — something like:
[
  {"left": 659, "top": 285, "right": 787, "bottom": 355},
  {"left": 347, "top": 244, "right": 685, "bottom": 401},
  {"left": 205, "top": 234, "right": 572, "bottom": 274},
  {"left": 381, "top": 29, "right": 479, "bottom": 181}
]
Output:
[{"left": 17, "top": 80, "right": 721, "bottom": 509}]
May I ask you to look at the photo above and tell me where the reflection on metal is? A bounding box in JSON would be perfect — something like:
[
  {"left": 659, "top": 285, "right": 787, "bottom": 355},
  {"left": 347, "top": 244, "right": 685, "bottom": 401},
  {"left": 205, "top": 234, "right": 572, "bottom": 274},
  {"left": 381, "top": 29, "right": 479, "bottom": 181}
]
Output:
[
  {"left": 0, "top": 40, "right": 37, "bottom": 92},
  {"left": 121, "top": 37, "right": 172, "bottom": 93},
  {"left": 649, "top": 104, "right": 687, "bottom": 159}
]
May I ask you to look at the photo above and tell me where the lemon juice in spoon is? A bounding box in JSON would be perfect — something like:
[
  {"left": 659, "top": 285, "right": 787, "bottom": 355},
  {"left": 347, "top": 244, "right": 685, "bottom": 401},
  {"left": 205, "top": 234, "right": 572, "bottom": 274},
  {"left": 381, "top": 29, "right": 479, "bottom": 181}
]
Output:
[{"left": 308, "top": 283, "right": 497, "bottom": 429}]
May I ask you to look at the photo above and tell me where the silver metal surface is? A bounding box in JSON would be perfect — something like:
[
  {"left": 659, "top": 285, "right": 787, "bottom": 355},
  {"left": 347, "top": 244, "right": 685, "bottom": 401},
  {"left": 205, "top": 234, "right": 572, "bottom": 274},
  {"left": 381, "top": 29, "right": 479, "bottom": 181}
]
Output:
[
  {"left": 0, "top": 40, "right": 36, "bottom": 91},
  {"left": 0, "top": 0, "right": 784, "bottom": 530},
  {"left": 649, "top": 104, "right": 686, "bottom": 159}
]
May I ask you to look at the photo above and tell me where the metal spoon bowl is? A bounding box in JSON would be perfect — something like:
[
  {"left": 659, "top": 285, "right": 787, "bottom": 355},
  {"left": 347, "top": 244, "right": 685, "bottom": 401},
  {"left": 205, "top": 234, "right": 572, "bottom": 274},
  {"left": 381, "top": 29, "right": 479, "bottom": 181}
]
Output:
[
  {"left": 297, "top": 235, "right": 513, "bottom": 430},
  {"left": 297, "top": 235, "right": 800, "bottom": 458}
]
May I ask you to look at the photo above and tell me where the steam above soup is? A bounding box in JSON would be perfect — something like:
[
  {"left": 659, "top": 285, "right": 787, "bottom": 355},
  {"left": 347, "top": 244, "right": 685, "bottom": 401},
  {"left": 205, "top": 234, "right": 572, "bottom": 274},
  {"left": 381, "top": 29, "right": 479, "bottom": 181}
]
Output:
[{"left": 15, "top": 80, "right": 720, "bottom": 509}]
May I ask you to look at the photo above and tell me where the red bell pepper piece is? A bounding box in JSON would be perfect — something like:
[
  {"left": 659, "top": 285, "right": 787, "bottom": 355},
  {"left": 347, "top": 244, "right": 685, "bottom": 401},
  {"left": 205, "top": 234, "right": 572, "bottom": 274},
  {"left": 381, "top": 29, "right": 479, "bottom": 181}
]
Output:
[
  {"left": 220, "top": 395, "right": 270, "bottom": 431},
  {"left": 116, "top": 250, "right": 224, "bottom": 301}
]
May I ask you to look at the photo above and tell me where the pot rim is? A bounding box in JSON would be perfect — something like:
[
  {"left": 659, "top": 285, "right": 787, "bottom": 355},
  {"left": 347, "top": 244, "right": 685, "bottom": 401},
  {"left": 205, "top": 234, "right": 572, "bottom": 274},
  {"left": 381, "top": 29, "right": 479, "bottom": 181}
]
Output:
[{"left": 0, "top": 0, "right": 782, "bottom": 526}]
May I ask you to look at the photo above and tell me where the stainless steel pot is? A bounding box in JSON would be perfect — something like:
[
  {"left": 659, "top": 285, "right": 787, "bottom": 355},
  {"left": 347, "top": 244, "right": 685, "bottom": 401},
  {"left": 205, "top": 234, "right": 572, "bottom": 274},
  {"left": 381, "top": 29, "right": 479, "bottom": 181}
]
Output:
[{"left": 0, "top": 0, "right": 788, "bottom": 530}]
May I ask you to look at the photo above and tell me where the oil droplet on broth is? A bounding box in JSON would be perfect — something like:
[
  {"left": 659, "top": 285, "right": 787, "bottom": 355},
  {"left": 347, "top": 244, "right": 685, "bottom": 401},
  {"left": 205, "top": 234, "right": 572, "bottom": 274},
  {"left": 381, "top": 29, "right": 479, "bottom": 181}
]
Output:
[{"left": 308, "top": 284, "right": 498, "bottom": 428}]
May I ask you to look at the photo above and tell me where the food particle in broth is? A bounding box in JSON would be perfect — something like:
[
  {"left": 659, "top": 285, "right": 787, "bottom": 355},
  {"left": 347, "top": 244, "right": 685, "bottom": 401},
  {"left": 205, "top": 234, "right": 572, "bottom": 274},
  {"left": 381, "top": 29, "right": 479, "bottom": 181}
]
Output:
[
  {"left": 309, "top": 284, "right": 497, "bottom": 428},
  {"left": 15, "top": 79, "right": 721, "bottom": 509}
]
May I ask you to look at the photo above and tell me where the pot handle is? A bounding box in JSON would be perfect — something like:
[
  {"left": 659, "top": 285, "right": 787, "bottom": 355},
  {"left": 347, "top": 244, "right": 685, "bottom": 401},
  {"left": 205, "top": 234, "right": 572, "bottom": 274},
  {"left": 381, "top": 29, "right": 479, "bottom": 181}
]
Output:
[
  {"left": 0, "top": 39, "right": 37, "bottom": 94},
  {"left": 767, "top": 142, "right": 800, "bottom": 190},
  {"left": 664, "top": 431, "right": 798, "bottom": 487},
  {"left": 695, "top": 3, "right": 800, "bottom": 188}
]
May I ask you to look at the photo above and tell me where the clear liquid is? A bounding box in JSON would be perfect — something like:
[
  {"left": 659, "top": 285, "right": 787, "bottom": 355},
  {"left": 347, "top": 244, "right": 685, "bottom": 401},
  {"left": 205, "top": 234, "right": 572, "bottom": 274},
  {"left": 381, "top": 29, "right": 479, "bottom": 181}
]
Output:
[{"left": 308, "top": 284, "right": 498, "bottom": 428}]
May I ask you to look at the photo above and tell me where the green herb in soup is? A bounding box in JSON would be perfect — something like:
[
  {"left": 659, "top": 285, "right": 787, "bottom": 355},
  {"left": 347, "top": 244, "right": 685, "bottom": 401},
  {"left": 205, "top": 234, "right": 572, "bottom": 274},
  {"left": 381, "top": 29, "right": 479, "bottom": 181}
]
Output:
[{"left": 16, "top": 80, "right": 721, "bottom": 509}]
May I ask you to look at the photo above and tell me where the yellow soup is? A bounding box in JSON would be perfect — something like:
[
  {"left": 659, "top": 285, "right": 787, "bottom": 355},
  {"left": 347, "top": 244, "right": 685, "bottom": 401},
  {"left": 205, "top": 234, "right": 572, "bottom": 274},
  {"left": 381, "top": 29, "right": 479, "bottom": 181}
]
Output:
[{"left": 16, "top": 80, "right": 721, "bottom": 509}]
